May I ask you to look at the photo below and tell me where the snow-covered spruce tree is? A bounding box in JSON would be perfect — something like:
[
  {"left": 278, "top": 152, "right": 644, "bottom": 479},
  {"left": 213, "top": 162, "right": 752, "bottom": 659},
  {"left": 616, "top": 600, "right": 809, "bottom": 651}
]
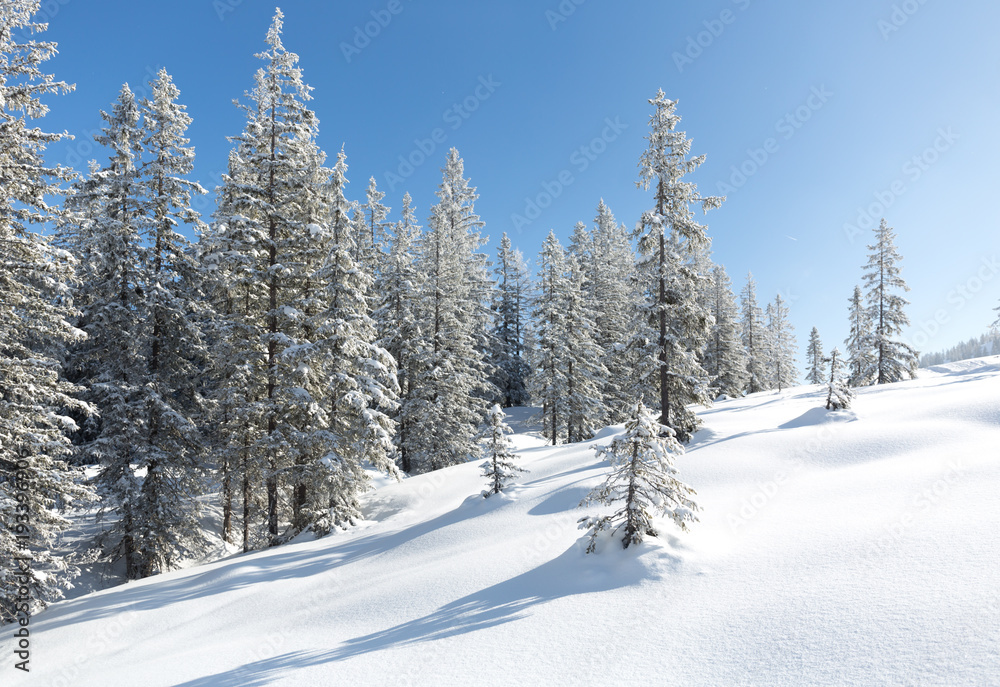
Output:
[
  {"left": 306, "top": 149, "right": 399, "bottom": 533},
  {"left": 212, "top": 9, "right": 327, "bottom": 544},
  {"left": 61, "top": 83, "right": 154, "bottom": 580},
  {"left": 374, "top": 192, "right": 423, "bottom": 474},
  {"left": 862, "top": 219, "right": 918, "bottom": 384},
  {"left": 845, "top": 285, "right": 873, "bottom": 387},
  {"left": 0, "top": 1, "right": 95, "bottom": 620},
  {"left": 130, "top": 68, "right": 210, "bottom": 576},
  {"left": 578, "top": 402, "right": 699, "bottom": 553},
  {"left": 825, "top": 347, "right": 853, "bottom": 410},
  {"left": 480, "top": 405, "right": 525, "bottom": 498},
  {"left": 531, "top": 231, "right": 569, "bottom": 446},
  {"left": 704, "top": 264, "right": 748, "bottom": 398},
  {"left": 590, "top": 200, "right": 638, "bottom": 423},
  {"left": 407, "top": 148, "right": 494, "bottom": 472},
  {"left": 489, "top": 232, "right": 531, "bottom": 408},
  {"left": 740, "top": 272, "right": 769, "bottom": 394},
  {"left": 805, "top": 326, "right": 826, "bottom": 385},
  {"left": 200, "top": 148, "right": 269, "bottom": 552},
  {"left": 358, "top": 176, "right": 389, "bottom": 281},
  {"left": 633, "top": 91, "right": 722, "bottom": 441},
  {"left": 766, "top": 294, "right": 798, "bottom": 391},
  {"left": 563, "top": 251, "right": 609, "bottom": 443}
]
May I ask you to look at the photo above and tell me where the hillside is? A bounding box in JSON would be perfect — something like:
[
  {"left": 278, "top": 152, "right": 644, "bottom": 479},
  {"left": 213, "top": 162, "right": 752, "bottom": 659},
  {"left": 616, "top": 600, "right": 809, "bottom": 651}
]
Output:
[{"left": 4, "top": 358, "right": 999, "bottom": 687}]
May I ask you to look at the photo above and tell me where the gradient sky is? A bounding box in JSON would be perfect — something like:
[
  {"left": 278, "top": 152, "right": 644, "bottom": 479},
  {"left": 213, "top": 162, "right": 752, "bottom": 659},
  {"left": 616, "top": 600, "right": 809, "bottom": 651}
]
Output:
[{"left": 36, "top": 0, "right": 1000, "bottom": 364}]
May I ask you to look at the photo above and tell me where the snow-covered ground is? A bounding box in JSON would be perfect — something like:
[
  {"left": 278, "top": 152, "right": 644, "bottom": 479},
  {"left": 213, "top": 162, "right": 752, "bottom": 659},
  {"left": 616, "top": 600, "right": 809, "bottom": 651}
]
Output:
[{"left": 5, "top": 358, "right": 999, "bottom": 686}]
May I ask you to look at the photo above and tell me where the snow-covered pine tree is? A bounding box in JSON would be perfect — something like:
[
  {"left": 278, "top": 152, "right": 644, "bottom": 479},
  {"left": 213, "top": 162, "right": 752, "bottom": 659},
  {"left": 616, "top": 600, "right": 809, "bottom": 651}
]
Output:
[
  {"left": 237, "top": 10, "right": 325, "bottom": 543},
  {"left": 825, "top": 347, "right": 853, "bottom": 410},
  {"left": 740, "top": 272, "right": 769, "bottom": 394},
  {"left": 306, "top": 149, "right": 399, "bottom": 532},
  {"left": 633, "top": 90, "right": 722, "bottom": 440},
  {"left": 200, "top": 148, "right": 269, "bottom": 552},
  {"left": 531, "top": 231, "right": 569, "bottom": 446},
  {"left": 766, "top": 294, "right": 798, "bottom": 391},
  {"left": 805, "top": 326, "right": 826, "bottom": 385},
  {"left": 489, "top": 232, "right": 531, "bottom": 408},
  {"left": 358, "top": 176, "right": 389, "bottom": 281},
  {"left": 0, "top": 1, "right": 95, "bottom": 619},
  {"left": 704, "top": 264, "right": 748, "bottom": 398},
  {"left": 578, "top": 401, "right": 699, "bottom": 553},
  {"left": 479, "top": 405, "right": 525, "bottom": 497},
  {"left": 374, "top": 192, "right": 423, "bottom": 473},
  {"left": 61, "top": 83, "right": 154, "bottom": 579},
  {"left": 563, "top": 252, "right": 609, "bottom": 443},
  {"left": 862, "top": 219, "right": 918, "bottom": 384},
  {"left": 130, "top": 68, "right": 210, "bottom": 576},
  {"left": 590, "top": 200, "right": 637, "bottom": 423},
  {"left": 407, "top": 148, "right": 493, "bottom": 472},
  {"left": 845, "top": 285, "right": 873, "bottom": 387}
]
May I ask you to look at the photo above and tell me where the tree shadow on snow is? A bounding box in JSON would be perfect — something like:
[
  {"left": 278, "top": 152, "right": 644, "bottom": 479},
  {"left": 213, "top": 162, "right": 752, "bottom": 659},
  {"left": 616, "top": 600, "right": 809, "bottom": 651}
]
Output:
[{"left": 173, "top": 541, "right": 670, "bottom": 686}]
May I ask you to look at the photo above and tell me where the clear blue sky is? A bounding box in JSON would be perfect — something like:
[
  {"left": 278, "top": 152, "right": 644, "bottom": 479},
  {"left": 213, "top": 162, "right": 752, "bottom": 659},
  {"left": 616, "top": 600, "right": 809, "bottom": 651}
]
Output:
[{"left": 38, "top": 0, "right": 1000, "bottom": 363}]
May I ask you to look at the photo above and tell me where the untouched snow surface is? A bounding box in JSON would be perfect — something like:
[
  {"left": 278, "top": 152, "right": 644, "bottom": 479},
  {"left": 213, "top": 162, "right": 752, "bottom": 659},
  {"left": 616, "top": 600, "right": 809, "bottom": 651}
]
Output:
[{"left": 4, "top": 358, "right": 1000, "bottom": 686}]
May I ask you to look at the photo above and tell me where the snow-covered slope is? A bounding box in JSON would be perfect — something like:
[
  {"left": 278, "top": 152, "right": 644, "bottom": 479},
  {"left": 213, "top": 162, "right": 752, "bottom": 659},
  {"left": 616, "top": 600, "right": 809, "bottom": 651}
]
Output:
[{"left": 5, "top": 358, "right": 1000, "bottom": 686}]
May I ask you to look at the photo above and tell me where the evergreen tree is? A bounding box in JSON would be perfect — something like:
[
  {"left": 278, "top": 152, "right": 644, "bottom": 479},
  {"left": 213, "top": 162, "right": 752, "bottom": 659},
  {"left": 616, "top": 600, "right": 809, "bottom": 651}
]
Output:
[
  {"left": 739, "top": 272, "right": 769, "bottom": 394},
  {"left": 0, "top": 0, "right": 95, "bottom": 618},
  {"left": 633, "top": 90, "right": 722, "bottom": 439},
  {"left": 62, "top": 83, "right": 152, "bottom": 579},
  {"left": 862, "top": 219, "right": 918, "bottom": 384},
  {"left": 578, "top": 402, "right": 699, "bottom": 553},
  {"left": 531, "top": 232, "right": 569, "bottom": 445},
  {"left": 479, "top": 405, "right": 525, "bottom": 498},
  {"left": 490, "top": 232, "right": 531, "bottom": 408},
  {"left": 358, "top": 176, "right": 389, "bottom": 280},
  {"left": 704, "top": 264, "right": 748, "bottom": 398},
  {"left": 590, "top": 200, "right": 637, "bottom": 423},
  {"left": 805, "top": 326, "right": 826, "bottom": 385},
  {"left": 845, "top": 285, "right": 873, "bottom": 387},
  {"left": 563, "top": 252, "right": 608, "bottom": 442},
  {"left": 374, "top": 192, "right": 423, "bottom": 473},
  {"left": 766, "top": 294, "right": 798, "bottom": 391},
  {"left": 407, "top": 148, "right": 493, "bottom": 472},
  {"left": 825, "top": 347, "right": 853, "bottom": 410}
]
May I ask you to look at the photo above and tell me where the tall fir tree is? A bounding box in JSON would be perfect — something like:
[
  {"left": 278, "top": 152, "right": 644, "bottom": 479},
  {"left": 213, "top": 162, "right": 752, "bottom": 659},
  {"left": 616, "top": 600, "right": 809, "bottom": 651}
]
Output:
[
  {"left": 489, "top": 232, "right": 531, "bottom": 408},
  {"left": 739, "top": 272, "right": 769, "bottom": 394},
  {"left": 862, "top": 219, "right": 918, "bottom": 384},
  {"left": 633, "top": 91, "right": 722, "bottom": 440},
  {"left": 845, "top": 285, "right": 873, "bottom": 387},
  {"left": 562, "top": 252, "right": 609, "bottom": 442},
  {"left": 766, "top": 294, "right": 798, "bottom": 391},
  {"left": 0, "top": 0, "right": 95, "bottom": 619},
  {"left": 805, "top": 326, "right": 826, "bottom": 385},
  {"left": 407, "top": 148, "right": 493, "bottom": 472},
  {"left": 531, "top": 232, "right": 570, "bottom": 445},
  {"left": 704, "top": 264, "right": 748, "bottom": 398},
  {"left": 590, "top": 200, "right": 637, "bottom": 423},
  {"left": 374, "top": 192, "right": 423, "bottom": 473}
]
